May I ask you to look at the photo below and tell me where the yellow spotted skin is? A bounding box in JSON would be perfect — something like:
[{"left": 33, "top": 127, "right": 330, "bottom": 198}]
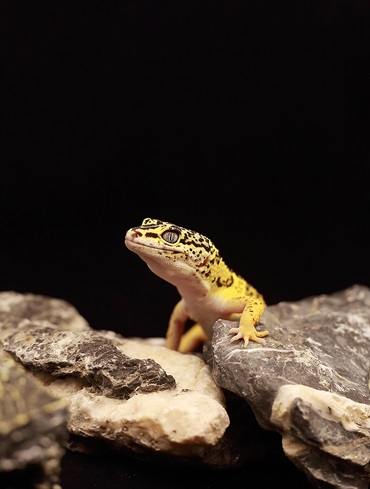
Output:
[{"left": 125, "top": 218, "right": 268, "bottom": 353}]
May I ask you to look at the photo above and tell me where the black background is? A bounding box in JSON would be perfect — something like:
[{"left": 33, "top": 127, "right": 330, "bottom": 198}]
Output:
[{"left": 1, "top": 1, "right": 369, "bottom": 488}]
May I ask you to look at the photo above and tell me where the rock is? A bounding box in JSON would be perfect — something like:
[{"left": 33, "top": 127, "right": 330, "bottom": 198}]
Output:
[
  {"left": 0, "top": 291, "right": 88, "bottom": 489},
  {"left": 0, "top": 291, "right": 247, "bottom": 468},
  {"left": 3, "top": 321, "right": 233, "bottom": 467},
  {"left": 4, "top": 325, "right": 176, "bottom": 399},
  {"left": 0, "top": 349, "right": 69, "bottom": 489},
  {"left": 204, "top": 284, "right": 370, "bottom": 488},
  {"left": 0, "top": 290, "right": 90, "bottom": 341},
  {"left": 272, "top": 385, "right": 370, "bottom": 489}
]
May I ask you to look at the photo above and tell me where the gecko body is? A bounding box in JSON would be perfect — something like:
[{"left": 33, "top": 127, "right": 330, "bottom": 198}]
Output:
[{"left": 125, "top": 218, "right": 268, "bottom": 353}]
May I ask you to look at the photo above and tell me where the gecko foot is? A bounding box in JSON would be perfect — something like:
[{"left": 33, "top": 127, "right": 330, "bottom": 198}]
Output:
[{"left": 229, "top": 326, "right": 268, "bottom": 347}]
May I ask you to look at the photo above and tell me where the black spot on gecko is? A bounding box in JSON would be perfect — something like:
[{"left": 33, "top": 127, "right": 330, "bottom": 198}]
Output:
[
  {"left": 216, "top": 275, "right": 234, "bottom": 288},
  {"left": 141, "top": 219, "right": 164, "bottom": 228},
  {"left": 179, "top": 237, "right": 211, "bottom": 251}
]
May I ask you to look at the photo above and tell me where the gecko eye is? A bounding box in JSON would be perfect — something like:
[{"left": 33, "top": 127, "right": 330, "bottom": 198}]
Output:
[{"left": 162, "top": 230, "right": 179, "bottom": 244}]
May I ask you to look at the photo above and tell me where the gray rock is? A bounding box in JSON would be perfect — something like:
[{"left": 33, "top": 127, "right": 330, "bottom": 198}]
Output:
[
  {"left": 1, "top": 307, "right": 233, "bottom": 467},
  {"left": 4, "top": 325, "right": 176, "bottom": 399},
  {"left": 34, "top": 333, "right": 231, "bottom": 467},
  {"left": 0, "top": 349, "right": 69, "bottom": 489},
  {"left": 204, "top": 284, "right": 370, "bottom": 489},
  {"left": 0, "top": 291, "right": 88, "bottom": 489},
  {"left": 0, "top": 291, "right": 238, "bottom": 468},
  {"left": 0, "top": 290, "right": 90, "bottom": 341}
]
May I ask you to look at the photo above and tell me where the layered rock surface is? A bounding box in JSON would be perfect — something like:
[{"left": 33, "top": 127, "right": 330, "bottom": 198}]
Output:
[
  {"left": 4, "top": 325, "right": 231, "bottom": 465},
  {"left": 2, "top": 285, "right": 370, "bottom": 488},
  {"left": 204, "top": 284, "right": 370, "bottom": 489},
  {"left": 0, "top": 291, "right": 234, "bottom": 472},
  {"left": 0, "top": 291, "right": 90, "bottom": 341},
  {"left": 4, "top": 326, "right": 176, "bottom": 399},
  {"left": 0, "top": 292, "right": 84, "bottom": 489},
  {"left": 0, "top": 350, "right": 69, "bottom": 489}
]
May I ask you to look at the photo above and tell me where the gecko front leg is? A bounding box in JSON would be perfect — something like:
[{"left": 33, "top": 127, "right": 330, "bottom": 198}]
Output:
[{"left": 229, "top": 300, "right": 268, "bottom": 347}]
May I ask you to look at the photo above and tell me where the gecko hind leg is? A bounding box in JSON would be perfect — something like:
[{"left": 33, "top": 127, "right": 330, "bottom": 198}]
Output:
[{"left": 178, "top": 324, "right": 208, "bottom": 353}]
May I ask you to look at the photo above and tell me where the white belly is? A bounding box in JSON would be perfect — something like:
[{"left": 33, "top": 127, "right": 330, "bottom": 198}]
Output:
[{"left": 182, "top": 295, "right": 232, "bottom": 337}]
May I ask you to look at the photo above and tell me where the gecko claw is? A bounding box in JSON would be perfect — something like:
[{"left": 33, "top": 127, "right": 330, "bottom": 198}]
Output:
[
  {"left": 229, "top": 330, "right": 244, "bottom": 343},
  {"left": 229, "top": 326, "right": 268, "bottom": 347}
]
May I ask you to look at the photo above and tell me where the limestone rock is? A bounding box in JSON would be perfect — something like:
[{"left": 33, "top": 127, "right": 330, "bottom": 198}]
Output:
[
  {"left": 204, "top": 284, "right": 370, "bottom": 488},
  {"left": 272, "top": 385, "right": 370, "bottom": 489},
  {"left": 0, "top": 291, "right": 238, "bottom": 468},
  {"left": 50, "top": 335, "right": 231, "bottom": 466},
  {"left": 4, "top": 323, "right": 232, "bottom": 467}
]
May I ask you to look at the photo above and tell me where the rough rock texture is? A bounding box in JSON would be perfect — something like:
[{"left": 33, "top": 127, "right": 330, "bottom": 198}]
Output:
[
  {"left": 0, "top": 291, "right": 238, "bottom": 469},
  {"left": 0, "top": 306, "right": 233, "bottom": 468},
  {"left": 4, "top": 326, "right": 176, "bottom": 399},
  {"left": 0, "top": 291, "right": 89, "bottom": 489},
  {"left": 28, "top": 332, "right": 231, "bottom": 466},
  {"left": 0, "top": 350, "right": 69, "bottom": 489},
  {"left": 204, "top": 284, "right": 370, "bottom": 489},
  {"left": 0, "top": 291, "right": 90, "bottom": 341}
]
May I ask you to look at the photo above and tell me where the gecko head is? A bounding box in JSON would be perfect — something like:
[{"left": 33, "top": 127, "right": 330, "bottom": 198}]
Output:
[{"left": 125, "top": 218, "right": 219, "bottom": 285}]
